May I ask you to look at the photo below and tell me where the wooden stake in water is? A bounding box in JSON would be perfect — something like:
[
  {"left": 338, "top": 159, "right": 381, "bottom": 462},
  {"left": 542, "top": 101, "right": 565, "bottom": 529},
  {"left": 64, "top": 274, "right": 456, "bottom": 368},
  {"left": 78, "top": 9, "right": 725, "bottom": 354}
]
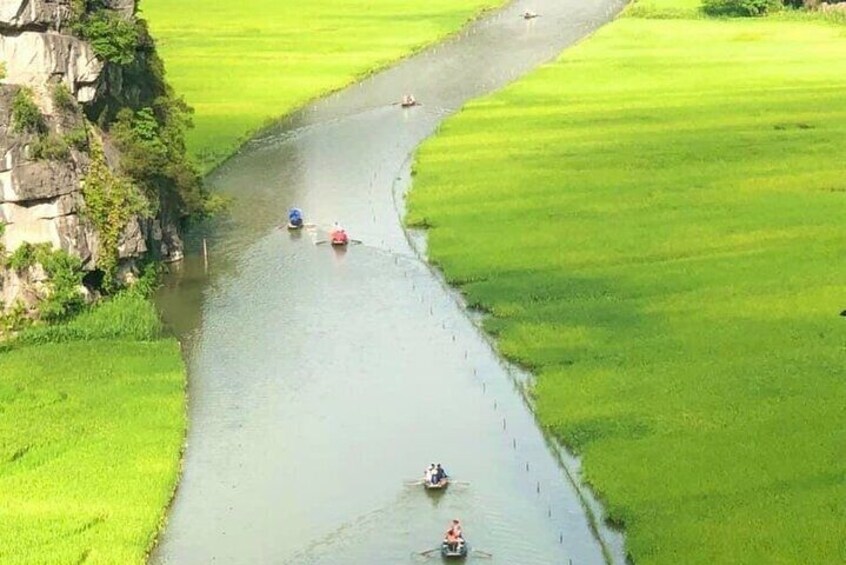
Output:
[{"left": 203, "top": 238, "right": 209, "bottom": 273}]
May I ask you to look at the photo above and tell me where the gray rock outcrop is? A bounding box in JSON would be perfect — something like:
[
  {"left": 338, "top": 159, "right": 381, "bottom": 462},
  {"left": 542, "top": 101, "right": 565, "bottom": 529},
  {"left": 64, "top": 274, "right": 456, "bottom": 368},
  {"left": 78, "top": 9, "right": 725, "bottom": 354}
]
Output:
[
  {"left": 0, "top": 0, "right": 182, "bottom": 311},
  {"left": 0, "top": 0, "right": 71, "bottom": 30}
]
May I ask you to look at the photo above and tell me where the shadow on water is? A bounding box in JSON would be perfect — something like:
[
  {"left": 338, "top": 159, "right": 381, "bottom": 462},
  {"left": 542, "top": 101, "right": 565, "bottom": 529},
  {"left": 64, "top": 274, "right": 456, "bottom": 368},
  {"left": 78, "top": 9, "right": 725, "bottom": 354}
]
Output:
[{"left": 154, "top": 0, "right": 628, "bottom": 563}]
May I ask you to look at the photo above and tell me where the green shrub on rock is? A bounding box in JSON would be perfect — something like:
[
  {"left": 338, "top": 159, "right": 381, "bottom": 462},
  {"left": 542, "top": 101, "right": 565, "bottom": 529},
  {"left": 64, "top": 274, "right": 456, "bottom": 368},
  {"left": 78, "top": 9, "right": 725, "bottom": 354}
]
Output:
[
  {"left": 30, "top": 134, "right": 71, "bottom": 161},
  {"left": 63, "top": 126, "right": 90, "bottom": 151},
  {"left": 702, "top": 0, "right": 781, "bottom": 16},
  {"left": 51, "top": 83, "right": 76, "bottom": 112},
  {"left": 72, "top": 8, "right": 208, "bottom": 218},
  {"left": 11, "top": 89, "right": 45, "bottom": 134},
  {"left": 36, "top": 249, "right": 85, "bottom": 322},
  {"left": 7, "top": 242, "right": 44, "bottom": 271},
  {"left": 5, "top": 243, "right": 85, "bottom": 321},
  {"left": 82, "top": 138, "right": 149, "bottom": 290},
  {"left": 112, "top": 103, "right": 204, "bottom": 215},
  {"left": 74, "top": 9, "right": 140, "bottom": 65}
]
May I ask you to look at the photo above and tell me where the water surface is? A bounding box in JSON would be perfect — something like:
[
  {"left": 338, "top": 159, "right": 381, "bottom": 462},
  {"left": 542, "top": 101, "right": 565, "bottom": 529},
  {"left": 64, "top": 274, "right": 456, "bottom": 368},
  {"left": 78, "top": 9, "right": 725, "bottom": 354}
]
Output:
[{"left": 155, "top": 1, "right": 626, "bottom": 563}]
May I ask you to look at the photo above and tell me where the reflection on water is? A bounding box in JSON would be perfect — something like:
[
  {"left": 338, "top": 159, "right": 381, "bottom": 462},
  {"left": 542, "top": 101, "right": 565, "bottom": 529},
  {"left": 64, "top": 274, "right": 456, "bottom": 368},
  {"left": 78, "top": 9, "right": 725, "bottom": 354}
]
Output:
[{"left": 154, "top": 0, "right": 626, "bottom": 563}]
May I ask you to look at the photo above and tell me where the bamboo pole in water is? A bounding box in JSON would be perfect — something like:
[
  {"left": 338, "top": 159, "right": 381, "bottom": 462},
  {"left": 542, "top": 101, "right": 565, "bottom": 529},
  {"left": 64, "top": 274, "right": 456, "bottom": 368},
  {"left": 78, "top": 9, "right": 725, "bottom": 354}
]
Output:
[{"left": 203, "top": 238, "right": 208, "bottom": 273}]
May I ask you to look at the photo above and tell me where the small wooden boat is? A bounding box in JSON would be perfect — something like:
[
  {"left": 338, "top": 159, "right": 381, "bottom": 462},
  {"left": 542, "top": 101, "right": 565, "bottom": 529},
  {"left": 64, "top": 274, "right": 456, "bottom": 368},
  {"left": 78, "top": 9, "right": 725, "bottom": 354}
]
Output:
[
  {"left": 287, "top": 208, "right": 304, "bottom": 230},
  {"left": 441, "top": 539, "right": 468, "bottom": 559},
  {"left": 330, "top": 230, "right": 349, "bottom": 246},
  {"left": 424, "top": 478, "right": 449, "bottom": 490},
  {"left": 522, "top": 10, "right": 539, "bottom": 19},
  {"left": 400, "top": 94, "right": 418, "bottom": 108}
]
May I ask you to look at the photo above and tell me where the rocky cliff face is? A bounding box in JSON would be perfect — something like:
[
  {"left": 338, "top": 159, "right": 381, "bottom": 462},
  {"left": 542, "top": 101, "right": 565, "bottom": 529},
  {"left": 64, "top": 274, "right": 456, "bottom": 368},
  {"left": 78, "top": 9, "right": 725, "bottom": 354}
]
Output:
[{"left": 0, "top": 0, "right": 182, "bottom": 311}]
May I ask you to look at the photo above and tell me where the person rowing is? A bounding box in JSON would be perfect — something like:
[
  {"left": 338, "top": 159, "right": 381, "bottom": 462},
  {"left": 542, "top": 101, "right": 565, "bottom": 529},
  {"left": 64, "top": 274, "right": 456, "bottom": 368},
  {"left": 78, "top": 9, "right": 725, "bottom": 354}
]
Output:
[{"left": 444, "top": 519, "right": 464, "bottom": 552}]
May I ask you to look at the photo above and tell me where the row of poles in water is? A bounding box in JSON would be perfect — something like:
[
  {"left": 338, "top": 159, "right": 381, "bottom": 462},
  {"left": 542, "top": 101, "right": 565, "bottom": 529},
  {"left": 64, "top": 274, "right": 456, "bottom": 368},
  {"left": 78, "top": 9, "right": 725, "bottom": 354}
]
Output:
[{"left": 397, "top": 251, "right": 597, "bottom": 560}]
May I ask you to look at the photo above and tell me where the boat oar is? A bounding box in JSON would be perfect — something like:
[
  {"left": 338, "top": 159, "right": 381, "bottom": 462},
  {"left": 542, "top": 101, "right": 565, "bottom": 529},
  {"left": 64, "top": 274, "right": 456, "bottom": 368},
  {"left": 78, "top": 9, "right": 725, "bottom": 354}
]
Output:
[
  {"left": 404, "top": 479, "right": 424, "bottom": 486},
  {"left": 450, "top": 480, "right": 471, "bottom": 486},
  {"left": 417, "top": 547, "right": 440, "bottom": 557},
  {"left": 472, "top": 549, "right": 494, "bottom": 558}
]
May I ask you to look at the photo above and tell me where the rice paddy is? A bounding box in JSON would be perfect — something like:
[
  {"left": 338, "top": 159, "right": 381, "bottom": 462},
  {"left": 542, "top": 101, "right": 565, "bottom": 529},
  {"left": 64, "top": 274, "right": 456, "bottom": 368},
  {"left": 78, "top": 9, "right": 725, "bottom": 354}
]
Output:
[
  {"left": 141, "top": 0, "right": 504, "bottom": 168},
  {"left": 0, "top": 295, "right": 185, "bottom": 563},
  {"left": 408, "top": 7, "right": 846, "bottom": 564}
]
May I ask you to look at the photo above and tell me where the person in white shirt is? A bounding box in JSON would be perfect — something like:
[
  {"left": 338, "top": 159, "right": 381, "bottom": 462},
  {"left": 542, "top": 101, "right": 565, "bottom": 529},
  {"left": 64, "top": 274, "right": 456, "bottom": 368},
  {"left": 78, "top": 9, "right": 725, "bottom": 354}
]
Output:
[{"left": 424, "top": 463, "right": 436, "bottom": 484}]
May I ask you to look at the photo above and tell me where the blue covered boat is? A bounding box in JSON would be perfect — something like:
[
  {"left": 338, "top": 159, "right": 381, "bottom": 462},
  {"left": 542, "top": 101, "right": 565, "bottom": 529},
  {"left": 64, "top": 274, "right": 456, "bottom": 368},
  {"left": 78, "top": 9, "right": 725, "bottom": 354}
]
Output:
[{"left": 287, "top": 208, "right": 304, "bottom": 229}]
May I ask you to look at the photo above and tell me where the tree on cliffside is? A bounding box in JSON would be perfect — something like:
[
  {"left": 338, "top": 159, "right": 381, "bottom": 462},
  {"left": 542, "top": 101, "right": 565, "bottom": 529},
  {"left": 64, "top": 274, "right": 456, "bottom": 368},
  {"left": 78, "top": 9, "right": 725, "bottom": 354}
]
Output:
[{"left": 71, "top": 3, "right": 205, "bottom": 218}]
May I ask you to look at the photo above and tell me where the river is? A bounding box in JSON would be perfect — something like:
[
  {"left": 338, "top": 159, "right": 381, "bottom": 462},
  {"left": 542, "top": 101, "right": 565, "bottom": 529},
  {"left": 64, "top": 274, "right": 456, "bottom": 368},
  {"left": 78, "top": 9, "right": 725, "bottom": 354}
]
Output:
[{"left": 153, "top": 0, "right": 626, "bottom": 562}]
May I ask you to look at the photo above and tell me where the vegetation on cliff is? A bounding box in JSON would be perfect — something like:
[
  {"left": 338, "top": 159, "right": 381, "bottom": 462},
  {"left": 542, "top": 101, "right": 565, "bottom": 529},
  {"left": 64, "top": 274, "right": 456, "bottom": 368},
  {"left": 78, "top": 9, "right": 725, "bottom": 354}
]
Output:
[
  {"left": 2, "top": 0, "right": 208, "bottom": 313},
  {"left": 10, "top": 89, "right": 45, "bottom": 134},
  {"left": 71, "top": 2, "right": 205, "bottom": 219},
  {"left": 71, "top": 1, "right": 141, "bottom": 65},
  {"left": 4, "top": 243, "right": 85, "bottom": 322},
  {"left": 82, "top": 138, "right": 150, "bottom": 290},
  {"left": 1, "top": 1, "right": 199, "bottom": 313},
  {"left": 408, "top": 2, "right": 846, "bottom": 562}
]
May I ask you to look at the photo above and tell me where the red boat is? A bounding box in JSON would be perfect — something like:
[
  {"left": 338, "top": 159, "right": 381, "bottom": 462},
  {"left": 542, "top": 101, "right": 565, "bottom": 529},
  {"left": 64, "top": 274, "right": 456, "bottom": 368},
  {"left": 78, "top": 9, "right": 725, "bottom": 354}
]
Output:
[{"left": 330, "top": 229, "right": 349, "bottom": 246}]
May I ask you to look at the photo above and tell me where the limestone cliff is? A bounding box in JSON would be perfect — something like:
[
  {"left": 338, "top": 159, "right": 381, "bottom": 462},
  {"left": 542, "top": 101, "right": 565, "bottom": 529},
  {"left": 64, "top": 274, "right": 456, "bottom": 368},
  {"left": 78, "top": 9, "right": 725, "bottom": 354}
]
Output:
[{"left": 0, "top": 0, "right": 185, "bottom": 312}]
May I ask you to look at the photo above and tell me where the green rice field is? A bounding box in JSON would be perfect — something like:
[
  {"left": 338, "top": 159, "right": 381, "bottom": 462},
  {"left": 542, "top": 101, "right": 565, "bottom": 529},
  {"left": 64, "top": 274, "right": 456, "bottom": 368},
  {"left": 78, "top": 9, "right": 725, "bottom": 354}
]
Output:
[
  {"left": 0, "top": 295, "right": 185, "bottom": 563},
  {"left": 408, "top": 7, "right": 846, "bottom": 564},
  {"left": 142, "top": 0, "right": 503, "bottom": 168}
]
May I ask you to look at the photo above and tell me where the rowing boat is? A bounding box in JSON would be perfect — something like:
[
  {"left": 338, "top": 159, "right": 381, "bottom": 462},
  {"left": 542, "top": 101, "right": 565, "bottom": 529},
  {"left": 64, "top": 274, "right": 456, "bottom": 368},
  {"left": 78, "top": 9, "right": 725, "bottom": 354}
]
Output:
[{"left": 441, "top": 539, "right": 468, "bottom": 559}]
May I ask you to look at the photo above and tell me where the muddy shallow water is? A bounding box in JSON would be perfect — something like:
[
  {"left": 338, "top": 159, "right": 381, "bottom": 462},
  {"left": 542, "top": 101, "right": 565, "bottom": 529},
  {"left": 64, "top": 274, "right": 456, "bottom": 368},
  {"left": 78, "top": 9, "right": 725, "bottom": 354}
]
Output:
[{"left": 153, "top": 1, "right": 626, "bottom": 563}]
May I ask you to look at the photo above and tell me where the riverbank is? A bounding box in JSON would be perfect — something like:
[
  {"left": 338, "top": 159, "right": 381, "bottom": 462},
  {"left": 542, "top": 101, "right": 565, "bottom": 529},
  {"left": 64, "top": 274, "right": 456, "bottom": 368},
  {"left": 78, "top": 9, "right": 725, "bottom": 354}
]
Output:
[
  {"left": 408, "top": 3, "right": 846, "bottom": 563},
  {"left": 142, "top": 0, "right": 504, "bottom": 169},
  {"left": 0, "top": 294, "right": 185, "bottom": 563}
]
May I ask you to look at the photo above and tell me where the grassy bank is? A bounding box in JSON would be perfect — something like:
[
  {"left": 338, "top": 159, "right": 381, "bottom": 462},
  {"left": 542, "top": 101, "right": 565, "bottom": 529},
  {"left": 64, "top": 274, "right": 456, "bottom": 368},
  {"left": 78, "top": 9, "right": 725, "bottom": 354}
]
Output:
[
  {"left": 142, "top": 0, "right": 503, "bottom": 168},
  {"left": 408, "top": 5, "right": 846, "bottom": 564},
  {"left": 0, "top": 294, "right": 185, "bottom": 563}
]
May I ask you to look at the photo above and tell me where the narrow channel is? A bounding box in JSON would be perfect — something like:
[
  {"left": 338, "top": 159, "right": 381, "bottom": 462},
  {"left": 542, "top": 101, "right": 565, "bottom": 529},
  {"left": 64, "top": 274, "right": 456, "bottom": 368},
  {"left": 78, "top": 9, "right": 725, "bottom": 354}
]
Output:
[{"left": 154, "top": 0, "right": 626, "bottom": 563}]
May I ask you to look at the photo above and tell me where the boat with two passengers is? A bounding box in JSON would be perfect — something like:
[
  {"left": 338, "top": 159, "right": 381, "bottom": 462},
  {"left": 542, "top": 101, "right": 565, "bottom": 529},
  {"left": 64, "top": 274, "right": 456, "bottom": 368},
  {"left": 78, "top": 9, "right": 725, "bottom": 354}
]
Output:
[
  {"left": 400, "top": 93, "right": 418, "bottom": 108},
  {"left": 287, "top": 207, "right": 304, "bottom": 230},
  {"left": 423, "top": 463, "right": 449, "bottom": 490},
  {"left": 425, "top": 477, "right": 449, "bottom": 490}
]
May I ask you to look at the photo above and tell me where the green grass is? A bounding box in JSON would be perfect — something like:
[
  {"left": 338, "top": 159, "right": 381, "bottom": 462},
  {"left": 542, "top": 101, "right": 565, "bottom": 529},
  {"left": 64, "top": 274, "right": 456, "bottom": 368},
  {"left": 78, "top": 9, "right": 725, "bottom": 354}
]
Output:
[
  {"left": 141, "top": 0, "right": 504, "bottom": 168},
  {"left": 626, "top": 0, "right": 704, "bottom": 18},
  {"left": 0, "top": 294, "right": 185, "bottom": 563},
  {"left": 408, "top": 9, "right": 846, "bottom": 565},
  {"left": 15, "top": 292, "right": 164, "bottom": 345}
]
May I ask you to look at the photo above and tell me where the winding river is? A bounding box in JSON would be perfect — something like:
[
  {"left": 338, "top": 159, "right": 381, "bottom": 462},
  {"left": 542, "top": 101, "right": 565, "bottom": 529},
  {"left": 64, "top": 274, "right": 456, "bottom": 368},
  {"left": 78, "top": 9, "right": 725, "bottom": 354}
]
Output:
[{"left": 153, "top": 0, "right": 626, "bottom": 562}]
